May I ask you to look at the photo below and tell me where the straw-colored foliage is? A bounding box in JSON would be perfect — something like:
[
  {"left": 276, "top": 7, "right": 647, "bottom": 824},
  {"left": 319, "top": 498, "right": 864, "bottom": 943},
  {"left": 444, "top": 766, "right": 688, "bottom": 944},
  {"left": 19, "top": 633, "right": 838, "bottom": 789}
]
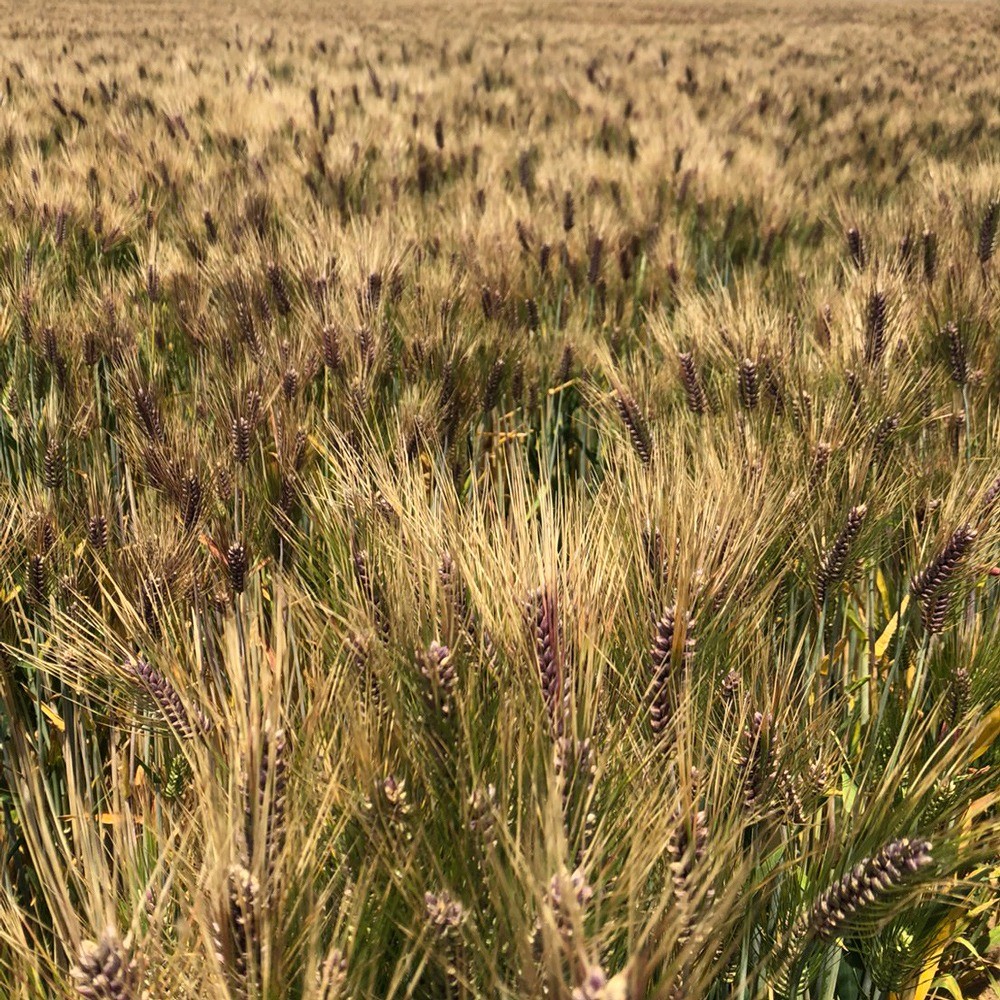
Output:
[{"left": 1, "top": 1, "right": 1000, "bottom": 997}]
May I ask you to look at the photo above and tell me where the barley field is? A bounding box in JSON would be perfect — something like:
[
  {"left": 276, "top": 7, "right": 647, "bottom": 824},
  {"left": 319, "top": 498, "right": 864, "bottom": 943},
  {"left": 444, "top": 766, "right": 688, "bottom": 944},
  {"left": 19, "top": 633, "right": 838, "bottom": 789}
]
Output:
[{"left": 1, "top": 1, "right": 1000, "bottom": 997}]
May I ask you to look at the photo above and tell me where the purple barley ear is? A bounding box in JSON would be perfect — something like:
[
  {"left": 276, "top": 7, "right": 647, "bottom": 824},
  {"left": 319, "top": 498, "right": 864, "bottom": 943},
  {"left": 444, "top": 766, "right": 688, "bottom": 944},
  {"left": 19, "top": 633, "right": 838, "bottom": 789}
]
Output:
[
  {"left": 649, "top": 607, "right": 692, "bottom": 738},
  {"left": 468, "top": 783, "right": 498, "bottom": 847},
  {"left": 231, "top": 416, "right": 252, "bottom": 465},
  {"left": 738, "top": 358, "right": 759, "bottom": 410},
  {"left": 70, "top": 925, "right": 138, "bottom": 999},
  {"left": 677, "top": 352, "right": 707, "bottom": 415},
  {"left": 555, "top": 343, "right": 574, "bottom": 386},
  {"left": 483, "top": 357, "right": 505, "bottom": 414},
  {"left": 738, "top": 711, "right": 779, "bottom": 812},
  {"left": 245, "top": 726, "right": 288, "bottom": 885},
  {"left": 920, "top": 587, "right": 951, "bottom": 634},
  {"left": 527, "top": 588, "right": 566, "bottom": 738},
  {"left": 351, "top": 541, "right": 389, "bottom": 640},
  {"left": 282, "top": 367, "right": 300, "bottom": 401},
  {"left": 321, "top": 324, "right": 343, "bottom": 373},
  {"left": 802, "top": 838, "right": 933, "bottom": 942},
  {"left": 720, "top": 669, "right": 741, "bottom": 703},
  {"left": 614, "top": 390, "right": 653, "bottom": 465},
  {"left": 43, "top": 438, "right": 65, "bottom": 491},
  {"left": 816, "top": 504, "right": 868, "bottom": 605},
  {"left": 438, "top": 550, "right": 468, "bottom": 623},
  {"left": 132, "top": 383, "right": 165, "bottom": 444},
  {"left": 425, "top": 889, "right": 465, "bottom": 935},
  {"left": 573, "top": 965, "right": 609, "bottom": 1000},
  {"left": 863, "top": 290, "right": 888, "bottom": 366},
  {"left": 981, "top": 474, "right": 1000, "bottom": 516},
  {"left": 978, "top": 199, "right": 999, "bottom": 265},
  {"left": 316, "top": 948, "right": 347, "bottom": 998},
  {"left": 910, "top": 523, "right": 977, "bottom": 601},
  {"left": 128, "top": 657, "right": 209, "bottom": 740},
  {"left": 809, "top": 443, "right": 831, "bottom": 490},
  {"left": 180, "top": 471, "right": 202, "bottom": 531},
  {"left": 87, "top": 513, "right": 109, "bottom": 550},
  {"left": 667, "top": 772, "right": 708, "bottom": 908},
  {"left": 922, "top": 228, "right": 937, "bottom": 282},
  {"left": 563, "top": 190, "right": 575, "bottom": 233},
  {"left": 943, "top": 322, "right": 968, "bottom": 387},
  {"left": 266, "top": 260, "right": 291, "bottom": 317},
  {"left": 213, "top": 864, "right": 261, "bottom": 995},
  {"left": 227, "top": 541, "right": 248, "bottom": 594},
  {"left": 28, "top": 552, "right": 48, "bottom": 606},
  {"left": 525, "top": 297, "right": 540, "bottom": 332},
  {"left": 587, "top": 235, "right": 604, "bottom": 285},
  {"left": 419, "top": 641, "right": 456, "bottom": 716},
  {"left": 846, "top": 226, "right": 866, "bottom": 270},
  {"left": 871, "top": 414, "right": 899, "bottom": 460}
]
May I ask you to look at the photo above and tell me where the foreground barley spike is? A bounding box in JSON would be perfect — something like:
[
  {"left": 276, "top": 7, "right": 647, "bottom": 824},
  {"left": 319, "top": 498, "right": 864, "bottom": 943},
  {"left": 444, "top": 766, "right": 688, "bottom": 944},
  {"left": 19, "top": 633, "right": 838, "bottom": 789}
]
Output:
[
  {"left": 250, "top": 726, "right": 288, "bottom": 877},
  {"left": 846, "top": 227, "right": 866, "bottom": 270},
  {"left": 922, "top": 228, "right": 937, "bottom": 282},
  {"left": 129, "top": 657, "right": 206, "bottom": 740},
  {"left": 87, "top": 513, "right": 108, "bottom": 550},
  {"left": 863, "top": 290, "right": 888, "bottom": 365},
  {"left": 43, "top": 439, "right": 65, "bottom": 490},
  {"left": 213, "top": 865, "right": 261, "bottom": 995},
  {"left": 180, "top": 471, "right": 202, "bottom": 530},
  {"left": 468, "top": 783, "right": 498, "bottom": 846},
  {"left": 227, "top": 541, "right": 248, "bottom": 594},
  {"left": 982, "top": 475, "right": 1000, "bottom": 516},
  {"left": 556, "top": 343, "right": 574, "bottom": 385},
  {"left": 720, "top": 669, "right": 741, "bottom": 703},
  {"left": 352, "top": 541, "right": 389, "bottom": 640},
  {"left": 587, "top": 236, "right": 603, "bottom": 285},
  {"left": 739, "top": 711, "right": 779, "bottom": 812},
  {"left": 614, "top": 390, "right": 652, "bottom": 464},
  {"left": 70, "top": 925, "right": 137, "bottom": 999},
  {"left": 483, "top": 357, "right": 505, "bottom": 413},
  {"left": 944, "top": 322, "right": 968, "bottom": 387},
  {"left": 231, "top": 417, "right": 252, "bottom": 465},
  {"left": 947, "top": 667, "right": 971, "bottom": 730},
  {"left": 525, "top": 296, "right": 540, "bottom": 331},
  {"left": 419, "top": 641, "right": 456, "bottom": 716},
  {"left": 133, "top": 384, "right": 164, "bottom": 444},
  {"left": 650, "top": 607, "right": 693, "bottom": 737},
  {"left": 809, "top": 443, "right": 831, "bottom": 490},
  {"left": 266, "top": 260, "right": 291, "bottom": 316},
  {"left": 28, "top": 554, "right": 46, "bottom": 606},
  {"left": 872, "top": 414, "right": 899, "bottom": 458},
  {"left": 321, "top": 324, "right": 342, "bottom": 372},
  {"left": 816, "top": 504, "right": 867, "bottom": 605},
  {"left": 667, "top": 771, "right": 709, "bottom": 908},
  {"left": 529, "top": 588, "right": 565, "bottom": 737},
  {"left": 738, "top": 358, "right": 759, "bottom": 410},
  {"left": 801, "top": 838, "right": 933, "bottom": 941},
  {"left": 563, "top": 190, "right": 575, "bottom": 232},
  {"left": 678, "top": 351, "right": 707, "bottom": 414},
  {"left": 977, "top": 199, "right": 999, "bottom": 264},
  {"left": 921, "top": 588, "right": 951, "bottom": 635},
  {"left": 910, "top": 523, "right": 976, "bottom": 600}
]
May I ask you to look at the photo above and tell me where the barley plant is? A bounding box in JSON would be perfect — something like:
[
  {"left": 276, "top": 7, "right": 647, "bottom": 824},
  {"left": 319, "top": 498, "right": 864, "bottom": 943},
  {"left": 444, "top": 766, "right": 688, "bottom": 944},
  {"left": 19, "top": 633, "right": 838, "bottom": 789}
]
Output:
[{"left": 2, "top": 1, "right": 1000, "bottom": 997}]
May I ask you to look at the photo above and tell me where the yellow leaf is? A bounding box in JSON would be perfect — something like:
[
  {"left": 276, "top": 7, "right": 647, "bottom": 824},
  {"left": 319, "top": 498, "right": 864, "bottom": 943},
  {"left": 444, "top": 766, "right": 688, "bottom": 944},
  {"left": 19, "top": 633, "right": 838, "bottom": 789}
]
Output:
[
  {"left": 874, "top": 595, "right": 910, "bottom": 659},
  {"left": 970, "top": 704, "right": 1000, "bottom": 762},
  {"left": 40, "top": 701, "right": 65, "bottom": 732},
  {"left": 907, "top": 914, "right": 957, "bottom": 1000},
  {"left": 876, "top": 568, "right": 891, "bottom": 619}
]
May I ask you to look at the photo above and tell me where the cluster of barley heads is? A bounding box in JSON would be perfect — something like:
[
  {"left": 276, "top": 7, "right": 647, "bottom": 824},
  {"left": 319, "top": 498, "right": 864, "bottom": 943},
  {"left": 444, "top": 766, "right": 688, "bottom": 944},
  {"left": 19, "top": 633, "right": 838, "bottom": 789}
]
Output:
[{"left": 1, "top": 2, "right": 1000, "bottom": 998}]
